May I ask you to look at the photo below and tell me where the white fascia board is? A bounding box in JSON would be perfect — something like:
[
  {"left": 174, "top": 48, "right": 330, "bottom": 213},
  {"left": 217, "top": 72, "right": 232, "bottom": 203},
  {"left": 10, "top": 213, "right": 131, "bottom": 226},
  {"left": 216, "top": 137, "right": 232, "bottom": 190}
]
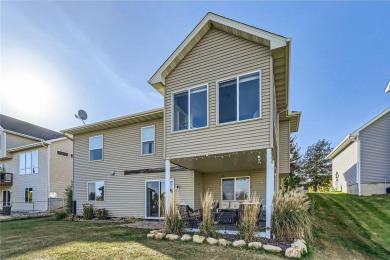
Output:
[
  {"left": 149, "top": 13, "right": 288, "bottom": 87},
  {"left": 3, "top": 130, "right": 43, "bottom": 142},
  {"left": 351, "top": 107, "right": 390, "bottom": 136}
]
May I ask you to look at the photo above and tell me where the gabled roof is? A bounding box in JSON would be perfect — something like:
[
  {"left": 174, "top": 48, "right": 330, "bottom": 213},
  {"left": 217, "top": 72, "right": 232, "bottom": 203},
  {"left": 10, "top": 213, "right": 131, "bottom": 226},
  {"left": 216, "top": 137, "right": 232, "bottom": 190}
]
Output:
[
  {"left": 62, "top": 108, "right": 163, "bottom": 135},
  {"left": 0, "top": 114, "right": 64, "bottom": 141},
  {"left": 385, "top": 80, "right": 390, "bottom": 93},
  {"left": 326, "top": 107, "right": 390, "bottom": 159},
  {"left": 148, "top": 12, "right": 291, "bottom": 112}
]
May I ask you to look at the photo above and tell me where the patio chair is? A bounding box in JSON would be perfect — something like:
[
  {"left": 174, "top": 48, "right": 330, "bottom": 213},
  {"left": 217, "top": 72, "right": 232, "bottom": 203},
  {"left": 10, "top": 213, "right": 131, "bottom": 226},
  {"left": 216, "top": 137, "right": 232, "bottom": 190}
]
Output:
[{"left": 178, "top": 205, "right": 202, "bottom": 228}]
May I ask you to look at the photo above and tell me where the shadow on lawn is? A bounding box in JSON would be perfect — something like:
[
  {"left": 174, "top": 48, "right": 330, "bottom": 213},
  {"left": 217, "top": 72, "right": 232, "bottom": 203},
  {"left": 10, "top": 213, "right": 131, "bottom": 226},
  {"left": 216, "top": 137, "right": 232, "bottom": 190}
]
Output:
[{"left": 0, "top": 217, "right": 281, "bottom": 260}]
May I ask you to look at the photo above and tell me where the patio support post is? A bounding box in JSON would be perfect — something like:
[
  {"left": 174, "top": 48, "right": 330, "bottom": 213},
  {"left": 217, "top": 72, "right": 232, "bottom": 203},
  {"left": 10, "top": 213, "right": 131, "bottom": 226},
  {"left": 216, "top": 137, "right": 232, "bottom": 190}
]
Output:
[
  {"left": 165, "top": 159, "right": 171, "bottom": 213},
  {"left": 265, "top": 148, "right": 274, "bottom": 239}
]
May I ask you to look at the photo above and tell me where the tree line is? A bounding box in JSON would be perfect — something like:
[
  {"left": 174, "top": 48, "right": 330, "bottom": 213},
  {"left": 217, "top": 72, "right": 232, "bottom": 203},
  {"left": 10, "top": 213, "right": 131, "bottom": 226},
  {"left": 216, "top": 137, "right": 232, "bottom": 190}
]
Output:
[{"left": 283, "top": 136, "right": 333, "bottom": 192}]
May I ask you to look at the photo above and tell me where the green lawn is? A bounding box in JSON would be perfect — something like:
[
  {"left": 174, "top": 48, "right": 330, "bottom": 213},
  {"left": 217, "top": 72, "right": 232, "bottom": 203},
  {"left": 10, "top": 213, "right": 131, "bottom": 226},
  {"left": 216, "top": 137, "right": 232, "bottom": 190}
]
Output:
[
  {"left": 309, "top": 193, "right": 390, "bottom": 259},
  {"left": 0, "top": 193, "right": 389, "bottom": 259}
]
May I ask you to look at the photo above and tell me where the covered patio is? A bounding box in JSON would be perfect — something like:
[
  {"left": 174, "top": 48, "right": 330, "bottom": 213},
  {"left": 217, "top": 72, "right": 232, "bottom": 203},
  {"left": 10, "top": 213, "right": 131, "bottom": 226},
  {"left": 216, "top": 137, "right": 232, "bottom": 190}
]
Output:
[{"left": 164, "top": 148, "right": 276, "bottom": 238}]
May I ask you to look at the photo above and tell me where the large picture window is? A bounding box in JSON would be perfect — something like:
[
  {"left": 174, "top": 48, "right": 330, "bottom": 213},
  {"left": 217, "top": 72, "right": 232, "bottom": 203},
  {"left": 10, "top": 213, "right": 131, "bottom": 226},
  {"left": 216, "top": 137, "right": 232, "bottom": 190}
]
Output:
[
  {"left": 141, "top": 126, "right": 155, "bottom": 155},
  {"left": 173, "top": 85, "right": 208, "bottom": 131},
  {"left": 88, "top": 181, "right": 105, "bottom": 201},
  {"left": 89, "top": 135, "right": 103, "bottom": 161},
  {"left": 222, "top": 177, "right": 250, "bottom": 201},
  {"left": 19, "top": 151, "right": 39, "bottom": 174},
  {"left": 218, "top": 71, "right": 261, "bottom": 124}
]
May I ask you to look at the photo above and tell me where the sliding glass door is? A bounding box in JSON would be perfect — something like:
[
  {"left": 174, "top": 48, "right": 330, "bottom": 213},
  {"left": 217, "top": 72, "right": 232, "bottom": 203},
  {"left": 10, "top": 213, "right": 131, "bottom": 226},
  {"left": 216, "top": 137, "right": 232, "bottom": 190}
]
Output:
[
  {"left": 146, "top": 180, "right": 174, "bottom": 218},
  {"left": 2, "top": 190, "right": 11, "bottom": 206}
]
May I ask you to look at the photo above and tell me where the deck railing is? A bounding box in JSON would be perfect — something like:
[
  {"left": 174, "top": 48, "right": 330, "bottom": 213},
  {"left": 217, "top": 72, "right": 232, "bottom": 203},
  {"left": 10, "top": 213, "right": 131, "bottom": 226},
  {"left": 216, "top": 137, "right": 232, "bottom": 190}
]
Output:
[{"left": 0, "top": 172, "right": 13, "bottom": 186}]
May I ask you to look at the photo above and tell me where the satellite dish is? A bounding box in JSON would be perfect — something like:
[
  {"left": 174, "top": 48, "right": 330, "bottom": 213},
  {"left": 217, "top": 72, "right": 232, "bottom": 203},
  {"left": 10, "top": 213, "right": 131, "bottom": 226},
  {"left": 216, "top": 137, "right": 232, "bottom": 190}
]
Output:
[
  {"left": 75, "top": 109, "right": 88, "bottom": 125},
  {"left": 78, "top": 110, "right": 88, "bottom": 120}
]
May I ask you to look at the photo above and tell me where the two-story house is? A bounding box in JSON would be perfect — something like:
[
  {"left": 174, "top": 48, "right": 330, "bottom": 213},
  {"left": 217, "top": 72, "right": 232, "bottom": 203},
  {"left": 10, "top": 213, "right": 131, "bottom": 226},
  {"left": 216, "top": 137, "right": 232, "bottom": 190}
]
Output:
[
  {"left": 0, "top": 114, "right": 73, "bottom": 212},
  {"left": 62, "top": 13, "right": 300, "bottom": 238}
]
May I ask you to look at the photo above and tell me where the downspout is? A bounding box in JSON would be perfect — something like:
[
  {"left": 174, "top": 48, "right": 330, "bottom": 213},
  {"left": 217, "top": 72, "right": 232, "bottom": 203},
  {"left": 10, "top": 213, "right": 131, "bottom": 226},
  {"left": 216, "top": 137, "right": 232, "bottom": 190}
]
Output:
[{"left": 348, "top": 135, "right": 361, "bottom": 196}]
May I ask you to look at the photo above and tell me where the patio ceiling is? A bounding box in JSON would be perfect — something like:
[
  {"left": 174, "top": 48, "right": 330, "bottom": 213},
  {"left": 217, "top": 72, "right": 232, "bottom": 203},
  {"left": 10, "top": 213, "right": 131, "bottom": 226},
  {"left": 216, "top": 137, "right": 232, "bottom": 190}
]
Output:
[{"left": 170, "top": 149, "right": 267, "bottom": 173}]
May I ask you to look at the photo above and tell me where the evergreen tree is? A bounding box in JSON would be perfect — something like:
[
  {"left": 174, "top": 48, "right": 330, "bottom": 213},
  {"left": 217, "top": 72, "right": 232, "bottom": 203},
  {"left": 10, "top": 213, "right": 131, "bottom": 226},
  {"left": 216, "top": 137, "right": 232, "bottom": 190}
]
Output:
[
  {"left": 302, "top": 139, "right": 333, "bottom": 192},
  {"left": 283, "top": 136, "right": 303, "bottom": 190}
]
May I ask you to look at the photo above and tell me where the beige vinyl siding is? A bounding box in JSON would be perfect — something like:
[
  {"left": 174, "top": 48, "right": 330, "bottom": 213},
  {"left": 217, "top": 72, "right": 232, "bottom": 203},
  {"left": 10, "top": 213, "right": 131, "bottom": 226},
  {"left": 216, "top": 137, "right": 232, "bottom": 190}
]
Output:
[
  {"left": 332, "top": 142, "right": 357, "bottom": 193},
  {"left": 279, "top": 120, "right": 290, "bottom": 174},
  {"left": 73, "top": 118, "right": 195, "bottom": 217},
  {"left": 194, "top": 170, "right": 204, "bottom": 209},
  {"left": 360, "top": 111, "right": 390, "bottom": 184},
  {"left": 5, "top": 147, "right": 49, "bottom": 211},
  {"left": 202, "top": 170, "right": 266, "bottom": 204},
  {"left": 165, "top": 28, "right": 271, "bottom": 159},
  {"left": 75, "top": 170, "right": 194, "bottom": 217},
  {"left": 50, "top": 139, "right": 73, "bottom": 199},
  {"left": 6, "top": 133, "right": 37, "bottom": 149},
  {"left": 0, "top": 131, "right": 5, "bottom": 158}
]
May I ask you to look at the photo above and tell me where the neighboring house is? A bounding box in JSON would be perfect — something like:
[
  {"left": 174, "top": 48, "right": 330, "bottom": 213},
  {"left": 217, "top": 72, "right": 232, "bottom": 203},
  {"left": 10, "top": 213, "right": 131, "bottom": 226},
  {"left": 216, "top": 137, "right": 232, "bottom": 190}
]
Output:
[
  {"left": 62, "top": 13, "right": 300, "bottom": 238},
  {"left": 326, "top": 107, "right": 390, "bottom": 196},
  {"left": 0, "top": 114, "right": 73, "bottom": 211},
  {"left": 385, "top": 80, "right": 390, "bottom": 93}
]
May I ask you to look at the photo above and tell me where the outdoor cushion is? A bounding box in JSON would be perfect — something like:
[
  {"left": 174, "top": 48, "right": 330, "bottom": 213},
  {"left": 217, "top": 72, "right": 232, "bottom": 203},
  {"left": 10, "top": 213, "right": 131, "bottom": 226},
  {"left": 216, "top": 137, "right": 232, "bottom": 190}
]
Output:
[
  {"left": 221, "top": 201, "right": 230, "bottom": 209},
  {"left": 230, "top": 201, "right": 240, "bottom": 209}
]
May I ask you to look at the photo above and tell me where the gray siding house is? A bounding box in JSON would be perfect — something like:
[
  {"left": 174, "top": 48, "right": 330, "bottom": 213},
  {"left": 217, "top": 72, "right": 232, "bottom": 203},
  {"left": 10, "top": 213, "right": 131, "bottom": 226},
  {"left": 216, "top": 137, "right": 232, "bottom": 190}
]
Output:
[
  {"left": 327, "top": 107, "right": 390, "bottom": 196},
  {"left": 62, "top": 13, "right": 301, "bottom": 239},
  {"left": 0, "top": 115, "right": 73, "bottom": 211}
]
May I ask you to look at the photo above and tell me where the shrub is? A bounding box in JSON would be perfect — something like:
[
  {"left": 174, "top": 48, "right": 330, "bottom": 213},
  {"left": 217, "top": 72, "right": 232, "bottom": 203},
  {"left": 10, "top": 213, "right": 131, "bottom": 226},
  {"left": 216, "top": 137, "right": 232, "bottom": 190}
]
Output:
[
  {"left": 162, "top": 192, "right": 185, "bottom": 234},
  {"left": 54, "top": 210, "right": 68, "bottom": 220},
  {"left": 199, "top": 190, "right": 217, "bottom": 237},
  {"left": 83, "top": 203, "right": 94, "bottom": 220},
  {"left": 272, "top": 189, "right": 312, "bottom": 241},
  {"left": 96, "top": 208, "right": 109, "bottom": 220},
  {"left": 64, "top": 184, "right": 73, "bottom": 213},
  {"left": 238, "top": 193, "right": 261, "bottom": 243}
]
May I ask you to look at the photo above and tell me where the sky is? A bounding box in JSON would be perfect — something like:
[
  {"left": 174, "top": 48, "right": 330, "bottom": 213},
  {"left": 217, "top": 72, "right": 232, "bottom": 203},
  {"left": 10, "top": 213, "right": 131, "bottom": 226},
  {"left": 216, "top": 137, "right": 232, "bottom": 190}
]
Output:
[{"left": 1, "top": 1, "right": 389, "bottom": 152}]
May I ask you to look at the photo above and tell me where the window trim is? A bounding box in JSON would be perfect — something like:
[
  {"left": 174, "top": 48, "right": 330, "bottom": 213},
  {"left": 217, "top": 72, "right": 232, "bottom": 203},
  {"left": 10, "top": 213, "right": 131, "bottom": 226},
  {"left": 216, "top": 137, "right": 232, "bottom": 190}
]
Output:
[
  {"left": 216, "top": 70, "right": 262, "bottom": 126},
  {"left": 144, "top": 179, "right": 174, "bottom": 220},
  {"left": 19, "top": 150, "right": 39, "bottom": 175},
  {"left": 171, "top": 83, "right": 209, "bottom": 133},
  {"left": 221, "top": 176, "right": 251, "bottom": 202},
  {"left": 87, "top": 181, "right": 105, "bottom": 201},
  {"left": 24, "top": 187, "right": 33, "bottom": 203},
  {"left": 89, "top": 135, "right": 103, "bottom": 162},
  {"left": 141, "top": 125, "right": 156, "bottom": 156}
]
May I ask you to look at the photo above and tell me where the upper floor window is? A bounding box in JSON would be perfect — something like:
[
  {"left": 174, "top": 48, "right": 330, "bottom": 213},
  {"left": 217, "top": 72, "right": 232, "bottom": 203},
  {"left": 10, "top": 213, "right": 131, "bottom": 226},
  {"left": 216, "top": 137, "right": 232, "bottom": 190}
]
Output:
[
  {"left": 218, "top": 71, "right": 261, "bottom": 124},
  {"left": 173, "top": 85, "right": 208, "bottom": 131},
  {"left": 141, "top": 125, "right": 155, "bottom": 155},
  {"left": 19, "top": 151, "right": 38, "bottom": 174},
  {"left": 89, "top": 135, "right": 103, "bottom": 161}
]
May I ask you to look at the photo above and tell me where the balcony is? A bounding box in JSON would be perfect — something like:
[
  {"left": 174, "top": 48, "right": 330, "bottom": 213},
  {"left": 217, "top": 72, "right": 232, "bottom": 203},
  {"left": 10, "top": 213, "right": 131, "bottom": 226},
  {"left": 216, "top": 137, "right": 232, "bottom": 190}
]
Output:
[{"left": 0, "top": 173, "right": 13, "bottom": 186}]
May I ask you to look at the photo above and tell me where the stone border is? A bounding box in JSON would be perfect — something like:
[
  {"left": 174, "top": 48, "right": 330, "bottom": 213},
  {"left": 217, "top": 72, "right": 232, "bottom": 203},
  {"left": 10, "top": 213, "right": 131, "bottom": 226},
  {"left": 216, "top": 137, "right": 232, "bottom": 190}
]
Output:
[{"left": 146, "top": 230, "right": 308, "bottom": 258}]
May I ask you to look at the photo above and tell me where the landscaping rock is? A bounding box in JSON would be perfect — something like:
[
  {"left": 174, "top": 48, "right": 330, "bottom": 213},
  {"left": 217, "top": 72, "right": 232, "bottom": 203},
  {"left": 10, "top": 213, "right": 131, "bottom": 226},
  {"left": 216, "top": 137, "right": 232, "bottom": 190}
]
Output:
[
  {"left": 248, "top": 242, "right": 262, "bottom": 249},
  {"left": 146, "top": 233, "right": 155, "bottom": 239},
  {"left": 154, "top": 233, "right": 165, "bottom": 240},
  {"left": 285, "top": 247, "right": 302, "bottom": 258},
  {"left": 263, "top": 244, "right": 283, "bottom": 253},
  {"left": 193, "top": 235, "right": 205, "bottom": 244},
  {"left": 166, "top": 234, "right": 179, "bottom": 240},
  {"left": 150, "top": 230, "right": 160, "bottom": 235},
  {"left": 232, "top": 240, "right": 246, "bottom": 248},
  {"left": 181, "top": 234, "right": 192, "bottom": 241},
  {"left": 291, "top": 240, "right": 307, "bottom": 254},
  {"left": 218, "top": 239, "right": 231, "bottom": 246},
  {"left": 206, "top": 237, "right": 218, "bottom": 245}
]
